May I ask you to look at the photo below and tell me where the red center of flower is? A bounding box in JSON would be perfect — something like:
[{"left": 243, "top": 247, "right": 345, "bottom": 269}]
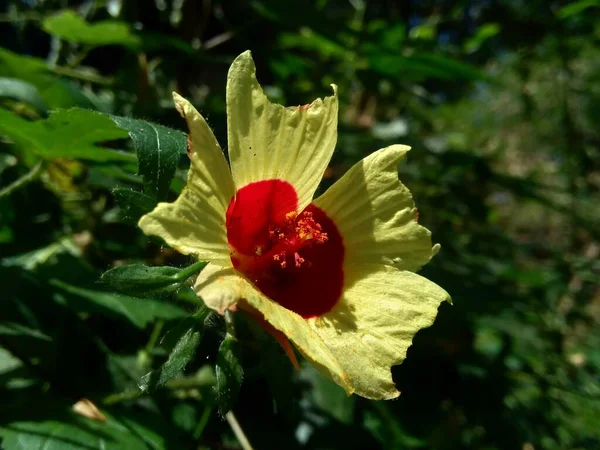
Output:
[{"left": 226, "top": 180, "right": 344, "bottom": 318}]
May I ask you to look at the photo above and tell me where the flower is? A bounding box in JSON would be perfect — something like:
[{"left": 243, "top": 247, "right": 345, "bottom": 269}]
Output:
[{"left": 138, "top": 51, "right": 450, "bottom": 400}]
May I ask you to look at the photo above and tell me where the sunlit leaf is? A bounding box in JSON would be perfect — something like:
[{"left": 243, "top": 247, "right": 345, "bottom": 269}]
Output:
[
  {"left": 0, "top": 108, "right": 136, "bottom": 164},
  {"left": 109, "top": 115, "right": 186, "bottom": 201},
  {"left": 557, "top": 0, "right": 600, "bottom": 18},
  {"left": 0, "top": 77, "right": 48, "bottom": 114},
  {"left": 0, "top": 47, "right": 97, "bottom": 109},
  {"left": 464, "top": 23, "right": 501, "bottom": 53},
  {"left": 43, "top": 11, "right": 141, "bottom": 48}
]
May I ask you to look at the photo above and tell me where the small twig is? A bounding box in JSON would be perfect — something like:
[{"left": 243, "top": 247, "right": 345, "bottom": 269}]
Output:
[
  {"left": 193, "top": 406, "right": 213, "bottom": 439},
  {"left": 146, "top": 320, "right": 164, "bottom": 352},
  {"left": 0, "top": 161, "right": 44, "bottom": 198},
  {"left": 51, "top": 66, "right": 114, "bottom": 85},
  {"left": 102, "top": 374, "right": 215, "bottom": 405},
  {"left": 102, "top": 389, "right": 142, "bottom": 405},
  {"left": 225, "top": 411, "right": 254, "bottom": 450}
]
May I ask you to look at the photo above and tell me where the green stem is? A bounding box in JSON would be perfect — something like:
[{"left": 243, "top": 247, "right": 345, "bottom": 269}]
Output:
[
  {"left": 102, "top": 389, "right": 142, "bottom": 405},
  {"left": 50, "top": 66, "right": 114, "bottom": 85},
  {"left": 146, "top": 320, "right": 164, "bottom": 352},
  {"left": 193, "top": 406, "right": 213, "bottom": 439},
  {"left": 225, "top": 411, "right": 254, "bottom": 450},
  {"left": 102, "top": 373, "right": 215, "bottom": 405},
  {"left": 0, "top": 161, "right": 44, "bottom": 198}
]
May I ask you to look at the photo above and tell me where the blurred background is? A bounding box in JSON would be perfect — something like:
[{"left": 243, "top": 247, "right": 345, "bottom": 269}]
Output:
[{"left": 1, "top": 1, "right": 599, "bottom": 449}]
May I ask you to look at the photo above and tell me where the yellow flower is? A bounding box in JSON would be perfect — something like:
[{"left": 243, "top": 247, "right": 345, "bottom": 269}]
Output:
[{"left": 139, "top": 51, "right": 450, "bottom": 400}]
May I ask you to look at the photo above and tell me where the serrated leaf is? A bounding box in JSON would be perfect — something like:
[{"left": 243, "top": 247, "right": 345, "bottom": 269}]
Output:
[
  {"left": 50, "top": 279, "right": 186, "bottom": 329},
  {"left": 215, "top": 335, "right": 243, "bottom": 415},
  {"left": 112, "top": 188, "right": 157, "bottom": 224},
  {"left": 43, "top": 11, "right": 141, "bottom": 48},
  {"left": 139, "top": 313, "right": 208, "bottom": 392},
  {"left": 0, "top": 108, "right": 136, "bottom": 165},
  {"left": 109, "top": 115, "right": 186, "bottom": 201},
  {"left": 0, "top": 77, "right": 49, "bottom": 114}
]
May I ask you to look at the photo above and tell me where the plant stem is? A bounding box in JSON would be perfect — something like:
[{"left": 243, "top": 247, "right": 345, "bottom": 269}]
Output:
[
  {"left": 50, "top": 66, "right": 114, "bottom": 85},
  {"left": 225, "top": 411, "right": 254, "bottom": 450},
  {"left": 193, "top": 406, "right": 213, "bottom": 439},
  {"left": 102, "top": 389, "right": 142, "bottom": 405},
  {"left": 0, "top": 161, "right": 44, "bottom": 198},
  {"left": 102, "top": 373, "right": 215, "bottom": 405},
  {"left": 146, "top": 320, "right": 164, "bottom": 352}
]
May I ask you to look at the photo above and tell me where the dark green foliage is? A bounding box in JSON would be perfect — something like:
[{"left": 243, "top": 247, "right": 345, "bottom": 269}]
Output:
[
  {"left": 139, "top": 310, "right": 211, "bottom": 392},
  {"left": 1, "top": 1, "right": 599, "bottom": 449},
  {"left": 109, "top": 115, "right": 186, "bottom": 201},
  {"left": 215, "top": 334, "right": 244, "bottom": 416},
  {"left": 111, "top": 188, "right": 156, "bottom": 224}
]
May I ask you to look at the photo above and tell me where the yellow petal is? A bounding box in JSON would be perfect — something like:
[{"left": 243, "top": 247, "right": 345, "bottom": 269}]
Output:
[
  {"left": 226, "top": 51, "right": 338, "bottom": 210},
  {"left": 138, "top": 94, "right": 234, "bottom": 265},
  {"left": 194, "top": 266, "right": 353, "bottom": 393},
  {"left": 308, "top": 263, "right": 450, "bottom": 399},
  {"left": 314, "top": 145, "right": 438, "bottom": 272},
  {"left": 194, "top": 263, "right": 247, "bottom": 314}
]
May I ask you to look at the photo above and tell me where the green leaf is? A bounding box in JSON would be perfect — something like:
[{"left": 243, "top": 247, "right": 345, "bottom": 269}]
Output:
[
  {"left": 557, "top": 0, "right": 600, "bottom": 18},
  {"left": 0, "top": 108, "right": 136, "bottom": 164},
  {"left": 101, "top": 261, "right": 208, "bottom": 297},
  {"left": 0, "top": 402, "right": 188, "bottom": 450},
  {"left": 139, "top": 310, "right": 210, "bottom": 392},
  {"left": 50, "top": 279, "right": 186, "bottom": 329},
  {"left": 464, "top": 23, "right": 501, "bottom": 53},
  {"left": 43, "top": 11, "right": 141, "bottom": 48},
  {"left": 0, "top": 47, "right": 97, "bottom": 109},
  {"left": 215, "top": 334, "right": 244, "bottom": 416},
  {"left": 0, "top": 77, "right": 49, "bottom": 114},
  {"left": 109, "top": 115, "right": 186, "bottom": 201},
  {"left": 364, "top": 47, "right": 486, "bottom": 81},
  {"left": 112, "top": 188, "right": 157, "bottom": 225}
]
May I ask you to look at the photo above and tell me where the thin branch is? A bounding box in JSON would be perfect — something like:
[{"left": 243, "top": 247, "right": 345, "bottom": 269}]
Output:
[
  {"left": 225, "top": 411, "right": 254, "bottom": 450},
  {"left": 0, "top": 161, "right": 44, "bottom": 198}
]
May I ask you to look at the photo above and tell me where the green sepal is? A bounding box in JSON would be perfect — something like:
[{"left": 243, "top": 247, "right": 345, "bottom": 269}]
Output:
[{"left": 100, "top": 261, "right": 207, "bottom": 297}]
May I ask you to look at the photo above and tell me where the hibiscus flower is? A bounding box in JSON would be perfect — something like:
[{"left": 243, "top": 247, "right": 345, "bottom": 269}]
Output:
[{"left": 139, "top": 51, "right": 450, "bottom": 400}]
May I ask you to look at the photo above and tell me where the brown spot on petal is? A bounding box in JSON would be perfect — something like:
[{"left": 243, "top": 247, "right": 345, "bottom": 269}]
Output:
[
  {"left": 297, "top": 102, "right": 313, "bottom": 112},
  {"left": 187, "top": 135, "right": 193, "bottom": 157}
]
